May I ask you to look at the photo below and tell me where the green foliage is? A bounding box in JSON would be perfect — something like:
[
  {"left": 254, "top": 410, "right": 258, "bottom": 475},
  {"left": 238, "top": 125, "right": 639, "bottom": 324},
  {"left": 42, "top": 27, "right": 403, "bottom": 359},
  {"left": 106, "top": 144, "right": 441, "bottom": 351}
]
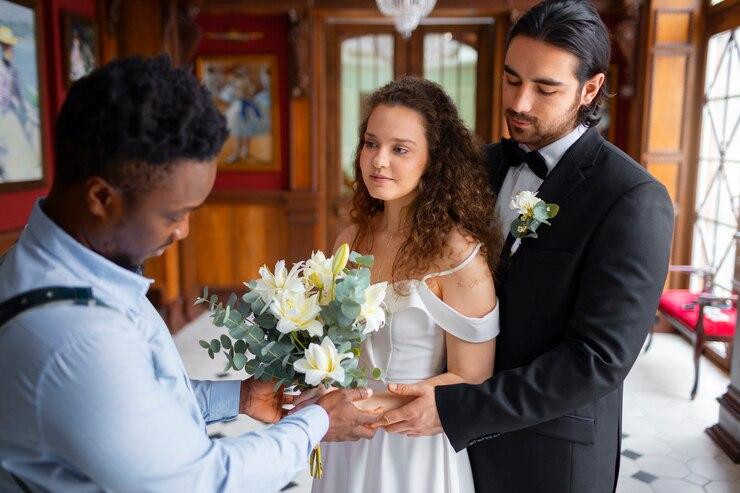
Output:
[{"left": 196, "top": 253, "right": 383, "bottom": 390}]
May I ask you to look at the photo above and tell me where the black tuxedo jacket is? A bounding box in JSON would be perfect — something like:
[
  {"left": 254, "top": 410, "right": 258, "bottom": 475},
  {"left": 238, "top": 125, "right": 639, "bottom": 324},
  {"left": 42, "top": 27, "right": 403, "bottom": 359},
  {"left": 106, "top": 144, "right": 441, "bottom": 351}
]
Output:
[{"left": 435, "top": 128, "right": 674, "bottom": 493}]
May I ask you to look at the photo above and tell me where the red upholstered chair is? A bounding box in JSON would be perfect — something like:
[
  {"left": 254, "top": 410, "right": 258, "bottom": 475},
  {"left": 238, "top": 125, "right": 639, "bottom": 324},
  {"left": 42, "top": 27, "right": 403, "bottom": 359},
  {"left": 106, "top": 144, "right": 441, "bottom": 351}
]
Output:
[{"left": 653, "top": 266, "right": 737, "bottom": 399}]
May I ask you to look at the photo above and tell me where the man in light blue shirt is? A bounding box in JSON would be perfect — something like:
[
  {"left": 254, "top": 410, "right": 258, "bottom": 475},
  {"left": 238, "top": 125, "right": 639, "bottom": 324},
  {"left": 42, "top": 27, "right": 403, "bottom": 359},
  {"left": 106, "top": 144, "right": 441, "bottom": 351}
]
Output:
[{"left": 0, "top": 56, "right": 380, "bottom": 492}]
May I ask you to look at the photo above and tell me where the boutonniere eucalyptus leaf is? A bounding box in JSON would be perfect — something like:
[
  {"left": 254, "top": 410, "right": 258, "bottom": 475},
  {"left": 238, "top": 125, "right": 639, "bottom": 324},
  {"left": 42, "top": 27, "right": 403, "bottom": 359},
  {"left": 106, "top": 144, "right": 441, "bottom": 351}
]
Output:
[{"left": 509, "top": 190, "right": 560, "bottom": 241}]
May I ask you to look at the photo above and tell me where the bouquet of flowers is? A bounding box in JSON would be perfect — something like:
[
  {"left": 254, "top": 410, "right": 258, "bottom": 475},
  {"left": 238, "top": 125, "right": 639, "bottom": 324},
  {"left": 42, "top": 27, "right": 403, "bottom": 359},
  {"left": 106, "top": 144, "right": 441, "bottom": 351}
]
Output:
[{"left": 196, "top": 243, "right": 388, "bottom": 477}]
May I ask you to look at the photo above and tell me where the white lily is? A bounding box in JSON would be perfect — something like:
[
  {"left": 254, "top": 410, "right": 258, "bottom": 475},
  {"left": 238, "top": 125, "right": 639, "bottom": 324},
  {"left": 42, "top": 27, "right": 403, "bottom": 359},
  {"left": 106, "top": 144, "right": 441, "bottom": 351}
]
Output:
[
  {"left": 293, "top": 337, "right": 353, "bottom": 386},
  {"left": 252, "top": 260, "right": 305, "bottom": 305},
  {"left": 270, "top": 290, "right": 324, "bottom": 337},
  {"left": 356, "top": 282, "right": 388, "bottom": 334},
  {"left": 510, "top": 190, "right": 541, "bottom": 220},
  {"left": 302, "top": 250, "right": 341, "bottom": 304}
]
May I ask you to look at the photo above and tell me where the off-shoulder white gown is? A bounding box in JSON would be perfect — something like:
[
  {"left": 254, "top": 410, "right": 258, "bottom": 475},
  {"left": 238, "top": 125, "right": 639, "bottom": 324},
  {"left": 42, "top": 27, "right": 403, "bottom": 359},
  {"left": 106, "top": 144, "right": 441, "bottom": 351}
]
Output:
[{"left": 312, "top": 244, "right": 500, "bottom": 493}]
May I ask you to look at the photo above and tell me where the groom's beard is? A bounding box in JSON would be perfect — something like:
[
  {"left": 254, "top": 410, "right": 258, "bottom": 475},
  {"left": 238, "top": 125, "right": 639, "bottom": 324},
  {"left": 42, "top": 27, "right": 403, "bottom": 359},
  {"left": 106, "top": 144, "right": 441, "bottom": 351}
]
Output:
[{"left": 506, "top": 95, "right": 581, "bottom": 150}]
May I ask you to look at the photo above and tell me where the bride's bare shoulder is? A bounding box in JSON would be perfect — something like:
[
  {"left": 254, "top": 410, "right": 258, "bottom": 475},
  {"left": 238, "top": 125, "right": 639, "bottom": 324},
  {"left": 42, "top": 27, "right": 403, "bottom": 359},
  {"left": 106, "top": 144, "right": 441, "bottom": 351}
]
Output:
[
  {"left": 444, "top": 228, "right": 481, "bottom": 265},
  {"left": 332, "top": 224, "right": 360, "bottom": 251}
]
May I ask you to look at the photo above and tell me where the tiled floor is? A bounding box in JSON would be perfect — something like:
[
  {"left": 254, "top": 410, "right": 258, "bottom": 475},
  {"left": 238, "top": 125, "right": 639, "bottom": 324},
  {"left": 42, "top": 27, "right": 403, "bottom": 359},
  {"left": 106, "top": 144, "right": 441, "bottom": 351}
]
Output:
[{"left": 175, "top": 315, "right": 739, "bottom": 492}]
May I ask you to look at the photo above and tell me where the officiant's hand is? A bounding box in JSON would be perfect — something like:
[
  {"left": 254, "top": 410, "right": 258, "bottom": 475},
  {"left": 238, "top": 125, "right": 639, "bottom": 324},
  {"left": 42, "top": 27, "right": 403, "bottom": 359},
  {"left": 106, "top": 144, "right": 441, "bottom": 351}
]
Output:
[
  {"left": 240, "top": 378, "right": 284, "bottom": 424},
  {"left": 380, "top": 382, "right": 442, "bottom": 436},
  {"left": 317, "top": 387, "right": 384, "bottom": 442},
  {"left": 285, "top": 386, "right": 335, "bottom": 415}
]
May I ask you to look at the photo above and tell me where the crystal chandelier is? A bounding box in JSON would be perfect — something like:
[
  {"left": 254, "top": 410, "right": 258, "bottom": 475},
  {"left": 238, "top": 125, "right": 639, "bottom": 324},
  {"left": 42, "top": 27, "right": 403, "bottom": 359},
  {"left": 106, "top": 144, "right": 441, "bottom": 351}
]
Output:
[{"left": 375, "top": 0, "right": 437, "bottom": 39}]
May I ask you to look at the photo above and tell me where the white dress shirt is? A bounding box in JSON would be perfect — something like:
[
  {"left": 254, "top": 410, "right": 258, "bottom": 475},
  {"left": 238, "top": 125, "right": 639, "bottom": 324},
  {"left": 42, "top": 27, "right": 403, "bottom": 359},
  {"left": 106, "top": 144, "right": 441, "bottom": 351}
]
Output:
[{"left": 495, "top": 125, "right": 588, "bottom": 240}]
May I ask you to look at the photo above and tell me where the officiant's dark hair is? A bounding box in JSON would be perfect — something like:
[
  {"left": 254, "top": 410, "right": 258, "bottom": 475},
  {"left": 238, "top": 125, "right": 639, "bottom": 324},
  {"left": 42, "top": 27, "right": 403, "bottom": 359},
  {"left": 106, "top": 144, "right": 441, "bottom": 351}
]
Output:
[
  {"left": 507, "top": 0, "right": 611, "bottom": 127},
  {"left": 52, "top": 55, "right": 228, "bottom": 197}
]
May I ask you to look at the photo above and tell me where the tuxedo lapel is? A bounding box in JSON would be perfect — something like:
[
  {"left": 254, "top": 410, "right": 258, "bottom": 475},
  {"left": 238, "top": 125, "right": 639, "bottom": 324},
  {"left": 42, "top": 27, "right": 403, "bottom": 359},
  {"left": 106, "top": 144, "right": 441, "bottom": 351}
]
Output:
[
  {"left": 495, "top": 127, "right": 604, "bottom": 276},
  {"left": 484, "top": 143, "right": 510, "bottom": 195}
]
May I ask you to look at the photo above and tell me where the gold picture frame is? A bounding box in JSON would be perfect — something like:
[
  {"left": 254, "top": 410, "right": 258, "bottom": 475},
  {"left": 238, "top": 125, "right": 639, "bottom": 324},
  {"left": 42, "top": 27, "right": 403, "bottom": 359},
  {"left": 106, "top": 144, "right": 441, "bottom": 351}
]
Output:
[{"left": 195, "top": 54, "right": 281, "bottom": 172}]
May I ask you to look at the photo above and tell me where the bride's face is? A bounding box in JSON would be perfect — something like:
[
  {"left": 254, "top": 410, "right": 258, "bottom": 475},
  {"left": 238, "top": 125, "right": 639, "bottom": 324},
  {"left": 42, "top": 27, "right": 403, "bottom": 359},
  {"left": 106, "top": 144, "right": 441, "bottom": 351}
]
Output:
[{"left": 359, "top": 104, "right": 429, "bottom": 204}]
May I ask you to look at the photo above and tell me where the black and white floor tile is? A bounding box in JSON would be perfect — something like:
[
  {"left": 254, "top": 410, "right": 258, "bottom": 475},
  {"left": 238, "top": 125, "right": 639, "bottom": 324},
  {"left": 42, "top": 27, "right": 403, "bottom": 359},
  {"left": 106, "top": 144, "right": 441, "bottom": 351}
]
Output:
[{"left": 176, "top": 315, "right": 739, "bottom": 493}]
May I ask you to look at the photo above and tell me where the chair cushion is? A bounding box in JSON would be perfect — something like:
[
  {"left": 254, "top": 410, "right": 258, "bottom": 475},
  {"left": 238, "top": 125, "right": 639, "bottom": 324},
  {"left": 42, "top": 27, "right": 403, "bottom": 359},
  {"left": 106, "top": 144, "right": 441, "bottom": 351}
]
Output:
[{"left": 659, "top": 290, "right": 736, "bottom": 338}]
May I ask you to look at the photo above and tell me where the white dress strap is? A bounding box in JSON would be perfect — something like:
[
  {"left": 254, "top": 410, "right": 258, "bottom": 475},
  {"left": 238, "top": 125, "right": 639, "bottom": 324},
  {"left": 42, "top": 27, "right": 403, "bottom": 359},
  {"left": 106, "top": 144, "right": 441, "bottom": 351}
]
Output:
[{"left": 422, "top": 243, "right": 483, "bottom": 282}]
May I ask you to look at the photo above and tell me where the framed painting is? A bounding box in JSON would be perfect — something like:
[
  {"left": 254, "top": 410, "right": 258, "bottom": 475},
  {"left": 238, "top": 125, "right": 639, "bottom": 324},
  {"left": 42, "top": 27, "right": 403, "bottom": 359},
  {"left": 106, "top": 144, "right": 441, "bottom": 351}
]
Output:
[
  {"left": 0, "top": 0, "right": 46, "bottom": 191},
  {"left": 195, "top": 54, "right": 281, "bottom": 172},
  {"left": 61, "top": 10, "right": 97, "bottom": 88}
]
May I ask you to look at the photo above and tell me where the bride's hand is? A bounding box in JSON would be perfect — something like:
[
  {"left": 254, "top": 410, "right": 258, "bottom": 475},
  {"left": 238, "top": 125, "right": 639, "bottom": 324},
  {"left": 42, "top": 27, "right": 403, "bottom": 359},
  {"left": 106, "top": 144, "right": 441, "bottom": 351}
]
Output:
[{"left": 285, "top": 385, "right": 336, "bottom": 415}]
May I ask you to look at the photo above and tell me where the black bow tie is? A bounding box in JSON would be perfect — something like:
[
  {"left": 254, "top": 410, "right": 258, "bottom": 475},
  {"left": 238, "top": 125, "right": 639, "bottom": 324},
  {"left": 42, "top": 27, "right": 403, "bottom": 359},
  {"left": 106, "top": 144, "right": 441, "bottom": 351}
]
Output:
[{"left": 501, "top": 138, "right": 548, "bottom": 180}]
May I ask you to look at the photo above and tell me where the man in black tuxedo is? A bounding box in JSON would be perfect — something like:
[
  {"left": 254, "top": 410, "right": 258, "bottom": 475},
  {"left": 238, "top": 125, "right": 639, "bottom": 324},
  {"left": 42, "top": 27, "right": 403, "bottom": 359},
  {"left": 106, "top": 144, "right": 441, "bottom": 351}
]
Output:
[{"left": 380, "top": 1, "right": 674, "bottom": 491}]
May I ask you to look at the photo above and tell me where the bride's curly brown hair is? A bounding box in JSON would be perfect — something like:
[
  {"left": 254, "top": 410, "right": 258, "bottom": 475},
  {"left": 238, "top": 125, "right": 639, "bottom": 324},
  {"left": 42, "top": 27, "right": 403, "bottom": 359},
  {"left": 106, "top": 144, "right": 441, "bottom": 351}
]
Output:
[{"left": 350, "top": 76, "right": 502, "bottom": 286}]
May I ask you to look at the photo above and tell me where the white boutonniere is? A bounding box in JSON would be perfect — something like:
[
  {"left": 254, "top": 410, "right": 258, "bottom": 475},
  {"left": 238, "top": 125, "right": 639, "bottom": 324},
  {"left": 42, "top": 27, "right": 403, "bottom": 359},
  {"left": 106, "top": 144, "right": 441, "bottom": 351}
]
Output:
[{"left": 509, "top": 191, "right": 559, "bottom": 253}]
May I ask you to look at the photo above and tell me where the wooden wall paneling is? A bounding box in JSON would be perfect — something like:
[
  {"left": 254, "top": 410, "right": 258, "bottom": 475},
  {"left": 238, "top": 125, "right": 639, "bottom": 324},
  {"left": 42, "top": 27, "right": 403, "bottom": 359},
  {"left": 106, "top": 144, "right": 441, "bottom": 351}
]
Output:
[
  {"left": 180, "top": 192, "right": 290, "bottom": 308},
  {"left": 115, "top": 0, "right": 164, "bottom": 58},
  {"left": 290, "top": 97, "right": 312, "bottom": 190},
  {"left": 639, "top": 0, "right": 702, "bottom": 288},
  {"left": 647, "top": 54, "right": 688, "bottom": 152}
]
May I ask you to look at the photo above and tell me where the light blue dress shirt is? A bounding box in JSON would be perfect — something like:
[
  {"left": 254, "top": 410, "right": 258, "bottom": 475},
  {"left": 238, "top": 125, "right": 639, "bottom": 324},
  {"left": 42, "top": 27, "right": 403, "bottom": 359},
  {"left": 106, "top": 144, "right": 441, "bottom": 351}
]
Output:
[{"left": 0, "top": 200, "right": 329, "bottom": 492}]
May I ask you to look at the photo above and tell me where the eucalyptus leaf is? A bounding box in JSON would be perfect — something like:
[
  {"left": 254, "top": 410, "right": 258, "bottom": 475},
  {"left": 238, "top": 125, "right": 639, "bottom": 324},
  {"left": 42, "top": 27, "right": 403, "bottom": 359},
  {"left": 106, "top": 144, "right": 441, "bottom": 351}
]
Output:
[
  {"left": 234, "top": 339, "right": 247, "bottom": 354},
  {"left": 251, "top": 298, "right": 266, "bottom": 315},
  {"left": 340, "top": 300, "right": 361, "bottom": 320},
  {"left": 228, "top": 324, "right": 248, "bottom": 340},
  {"left": 246, "top": 324, "right": 265, "bottom": 342},
  {"left": 261, "top": 340, "right": 276, "bottom": 356},
  {"left": 244, "top": 358, "right": 260, "bottom": 374},
  {"left": 242, "top": 290, "right": 259, "bottom": 303},
  {"left": 350, "top": 252, "right": 374, "bottom": 268},
  {"left": 253, "top": 364, "right": 265, "bottom": 379},
  {"left": 254, "top": 312, "right": 277, "bottom": 330},
  {"left": 233, "top": 352, "right": 247, "bottom": 370},
  {"left": 227, "top": 292, "right": 238, "bottom": 308},
  {"left": 199, "top": 340, "right": 210, "bottom": 349},
  {"left": 220, "top": 335, "right": 232, "bottom": 349},
  {"left": 210, "top": 339, "right": 221, "bottom": 353},
  {"left": 203, "top": 286, "right": 209, "bottom": 299},
  {"left": 223, "top": 359, "right": 232, "bottom": 372},
  {"left": 208, "top": 348, "right": 214, "bottom": 359}
]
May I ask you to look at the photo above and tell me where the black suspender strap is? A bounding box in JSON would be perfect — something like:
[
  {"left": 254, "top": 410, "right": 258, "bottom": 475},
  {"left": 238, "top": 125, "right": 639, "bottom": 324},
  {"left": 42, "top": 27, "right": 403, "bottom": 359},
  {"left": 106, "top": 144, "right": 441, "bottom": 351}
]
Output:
[{"left": 0, "top": 286, "right": 104, "bottom": 327}]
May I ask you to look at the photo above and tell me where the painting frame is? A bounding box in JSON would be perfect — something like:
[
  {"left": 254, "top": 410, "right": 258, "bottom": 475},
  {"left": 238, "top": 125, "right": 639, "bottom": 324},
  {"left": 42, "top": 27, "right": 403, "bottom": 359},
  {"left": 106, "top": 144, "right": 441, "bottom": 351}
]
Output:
[
  {"left": 195, "top": 54, "right": 281, "bottom": 173},
  {"left": 61, "top": 9, "right": 98, "bottom": 89},
  {"left": 0, "top": 0, "right": 47, "bottom": 193}
]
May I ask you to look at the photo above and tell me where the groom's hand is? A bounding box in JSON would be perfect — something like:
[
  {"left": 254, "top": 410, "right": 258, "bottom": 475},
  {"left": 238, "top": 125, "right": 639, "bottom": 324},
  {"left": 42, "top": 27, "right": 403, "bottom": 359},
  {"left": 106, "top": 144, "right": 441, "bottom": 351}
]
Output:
[
  {"left": 381, "top": 383, "right": 442, "bottom": 436},
  {"left": 240, "top": 378, "right": 283, "bottom": 424},
  {"left": 317, "top": 387, "right": 383, "bottom": 442}
]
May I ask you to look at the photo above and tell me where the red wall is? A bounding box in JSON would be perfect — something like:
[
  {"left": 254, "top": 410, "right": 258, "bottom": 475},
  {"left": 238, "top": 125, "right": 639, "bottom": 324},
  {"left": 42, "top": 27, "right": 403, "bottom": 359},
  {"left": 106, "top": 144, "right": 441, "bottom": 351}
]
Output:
[
  {"left": 194, "top": 13, "right": 291, "bottom": 191},
  {"left": 0, "top": 0, "right": 95, "bottom": 232}
]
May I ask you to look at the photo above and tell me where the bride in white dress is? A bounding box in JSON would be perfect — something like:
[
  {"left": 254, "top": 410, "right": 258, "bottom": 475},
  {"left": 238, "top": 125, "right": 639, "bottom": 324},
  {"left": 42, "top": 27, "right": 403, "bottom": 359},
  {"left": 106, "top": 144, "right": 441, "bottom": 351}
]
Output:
[{"left": 295, "top": 77, "right": 503, "bottom": 493}]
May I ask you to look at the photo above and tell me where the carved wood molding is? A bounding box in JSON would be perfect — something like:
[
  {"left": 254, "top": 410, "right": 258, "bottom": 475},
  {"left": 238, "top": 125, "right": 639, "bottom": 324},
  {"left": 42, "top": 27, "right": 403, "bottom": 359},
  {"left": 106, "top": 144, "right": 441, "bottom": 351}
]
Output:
[{"left": 289, "top": 8, "right": 311, "bottom": 97}]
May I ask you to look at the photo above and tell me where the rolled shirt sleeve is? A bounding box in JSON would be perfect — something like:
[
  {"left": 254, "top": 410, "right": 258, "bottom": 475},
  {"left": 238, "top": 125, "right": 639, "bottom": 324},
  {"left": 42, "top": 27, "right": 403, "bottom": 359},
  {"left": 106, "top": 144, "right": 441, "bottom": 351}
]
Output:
[{"left": 190, "top": 379, "right": 241, "bottom": 424}]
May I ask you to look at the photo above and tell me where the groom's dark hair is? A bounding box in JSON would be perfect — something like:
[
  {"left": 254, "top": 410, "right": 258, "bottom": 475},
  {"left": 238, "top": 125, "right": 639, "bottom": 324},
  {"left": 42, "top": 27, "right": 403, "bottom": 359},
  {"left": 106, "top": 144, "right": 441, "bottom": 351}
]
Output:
[{"left": 507, "top": 0, "right": 611, "bottom": 127}]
